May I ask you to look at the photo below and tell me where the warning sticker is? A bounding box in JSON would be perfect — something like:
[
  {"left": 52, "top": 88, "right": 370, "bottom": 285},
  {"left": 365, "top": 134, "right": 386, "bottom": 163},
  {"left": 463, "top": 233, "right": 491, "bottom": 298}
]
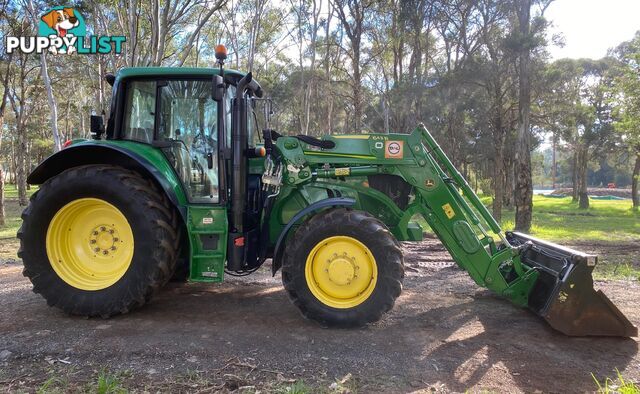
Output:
[
  {"left": 384, "top": 140, "right": 403, "bottom": 159},
  {"left": 442, "top": 203, "right": 455, "bottom": 219},
  {"left": 202, "top": 217, "right": 214, "bottom": 225}
]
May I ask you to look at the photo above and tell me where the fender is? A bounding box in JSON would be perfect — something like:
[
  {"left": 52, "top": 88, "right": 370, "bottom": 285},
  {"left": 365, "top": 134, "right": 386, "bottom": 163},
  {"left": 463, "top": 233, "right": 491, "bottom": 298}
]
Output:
[
  {"left": 27, "top": 142, "right": 187, "bottom": 220},
  {"left": 271, "top": 197, "right": 356, "bottom": 276}
]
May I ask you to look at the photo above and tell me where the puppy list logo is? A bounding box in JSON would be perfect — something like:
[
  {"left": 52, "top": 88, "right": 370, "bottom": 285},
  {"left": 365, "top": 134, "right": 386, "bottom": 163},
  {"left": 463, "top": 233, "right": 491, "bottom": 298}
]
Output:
[{"left": 5, "top": 6, "right": 125, "bottom": 55}]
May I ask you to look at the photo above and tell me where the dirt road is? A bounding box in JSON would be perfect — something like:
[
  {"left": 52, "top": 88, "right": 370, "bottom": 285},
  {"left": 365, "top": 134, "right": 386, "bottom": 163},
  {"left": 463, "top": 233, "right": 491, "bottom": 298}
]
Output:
[{"left": 0, "top": 236, "right": 638, "bottom": 392}]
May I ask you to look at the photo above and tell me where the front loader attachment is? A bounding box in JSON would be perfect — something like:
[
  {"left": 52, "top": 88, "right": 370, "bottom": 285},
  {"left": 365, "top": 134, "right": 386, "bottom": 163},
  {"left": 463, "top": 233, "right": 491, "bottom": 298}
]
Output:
[
  {"left": 414, "top": 125, "right": 637, "bottom": 337},
  {"left": 507, "top": 232, "right": 637, "bottom": 337}
]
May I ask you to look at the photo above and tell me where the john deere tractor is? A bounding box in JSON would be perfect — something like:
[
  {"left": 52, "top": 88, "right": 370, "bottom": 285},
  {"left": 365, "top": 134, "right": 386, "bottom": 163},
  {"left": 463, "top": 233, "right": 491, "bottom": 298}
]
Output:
[{"left": 20, "top": 47, "right": 636, "bottom": 336}]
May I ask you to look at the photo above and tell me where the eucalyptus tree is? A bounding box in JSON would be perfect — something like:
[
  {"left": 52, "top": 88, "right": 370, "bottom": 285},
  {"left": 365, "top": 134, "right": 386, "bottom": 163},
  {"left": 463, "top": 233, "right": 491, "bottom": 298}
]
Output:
[
  {"left": 612, "top": 32, "right": 640, "bottom": 210},
  {"left": 332, "top": 0, "right": 375, "bottom": 133}
]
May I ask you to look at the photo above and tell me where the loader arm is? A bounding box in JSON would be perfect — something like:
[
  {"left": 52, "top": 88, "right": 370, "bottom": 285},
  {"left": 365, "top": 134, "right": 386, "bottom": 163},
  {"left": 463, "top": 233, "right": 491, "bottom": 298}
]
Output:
[
  {"left": 412, "top": 126, "right": 636, "bottom": 337},
  {"left": 272, "top": 124, "right": 636, "bottom": 337}
]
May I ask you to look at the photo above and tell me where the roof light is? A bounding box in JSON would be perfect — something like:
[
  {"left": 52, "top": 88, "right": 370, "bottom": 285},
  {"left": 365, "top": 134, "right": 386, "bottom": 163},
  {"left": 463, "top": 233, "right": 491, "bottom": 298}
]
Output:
[{"left": 215, "top": 44, "right": 228, "bottom": 61}]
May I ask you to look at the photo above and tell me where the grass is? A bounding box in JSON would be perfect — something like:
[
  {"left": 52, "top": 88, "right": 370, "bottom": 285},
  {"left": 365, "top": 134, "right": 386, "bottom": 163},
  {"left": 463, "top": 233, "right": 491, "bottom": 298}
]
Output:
[
  {"left": 275, "top": 376, "right": 359, "bottom": 394},
  {"left": 419, "top": 195, "right": 639, "bottom": 243},
  {"left": 505, "top": 195, "right": 639, "bottom": 243},
  {"left": 0, "top": 184, "right": 38, "bottom": 239},
  {"left": 592, "top": 370, "right": 640, "bottom": 394},
  {"left": 596, "top": 262, "right": 640, "bottom": 281},
  {"left": 277, "top": 380, "right": 313, "bottom": 394},
  {"left": 93, "top": 370, "right": 127, "bottom": 394},
  {"left": 33, "top": 369, "right": 127, "bottom": 394},
  {"left": 36, "top": 376, "right": 68, "bottom": 394}
]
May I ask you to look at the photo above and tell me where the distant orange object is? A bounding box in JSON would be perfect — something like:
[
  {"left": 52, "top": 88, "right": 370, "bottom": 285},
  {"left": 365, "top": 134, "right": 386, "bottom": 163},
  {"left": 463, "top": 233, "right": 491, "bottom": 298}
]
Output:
[{"left": 607, "top": 183, "right": 616, "bottom": 189}]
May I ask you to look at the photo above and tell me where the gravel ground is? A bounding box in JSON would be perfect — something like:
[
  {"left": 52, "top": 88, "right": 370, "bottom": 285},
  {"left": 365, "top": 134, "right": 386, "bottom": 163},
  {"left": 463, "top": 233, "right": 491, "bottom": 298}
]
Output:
[{"left": 0, "top": 236, "right": 638, "bottom": 393}]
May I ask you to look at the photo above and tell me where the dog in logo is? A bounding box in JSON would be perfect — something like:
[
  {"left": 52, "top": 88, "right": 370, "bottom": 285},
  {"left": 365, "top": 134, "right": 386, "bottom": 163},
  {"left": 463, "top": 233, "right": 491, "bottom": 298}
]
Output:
[{"left": 40, "top": 8, "right": 79, "bottom": 54}]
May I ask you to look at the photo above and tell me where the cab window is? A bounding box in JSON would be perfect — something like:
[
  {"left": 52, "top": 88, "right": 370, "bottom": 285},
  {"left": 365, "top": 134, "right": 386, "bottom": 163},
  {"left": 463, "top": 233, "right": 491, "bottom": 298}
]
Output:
[
  {"left": 157, "top": 79, "right": 219, "bottom": 203},
  {"left": 122, "top": 81, "right": 155, "bottom": 143}
]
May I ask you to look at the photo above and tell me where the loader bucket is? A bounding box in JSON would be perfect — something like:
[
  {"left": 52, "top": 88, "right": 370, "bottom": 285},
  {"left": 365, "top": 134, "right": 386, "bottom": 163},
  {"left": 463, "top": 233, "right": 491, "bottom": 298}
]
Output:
[{"left": 506, "top": 232, "right": 637, "bottom": 337}]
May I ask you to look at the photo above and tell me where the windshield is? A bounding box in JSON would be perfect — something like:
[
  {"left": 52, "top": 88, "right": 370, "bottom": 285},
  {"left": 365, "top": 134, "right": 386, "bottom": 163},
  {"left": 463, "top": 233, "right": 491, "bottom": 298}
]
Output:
[{"left": 157, "top": 79, "right": 219, "bottom": 203}]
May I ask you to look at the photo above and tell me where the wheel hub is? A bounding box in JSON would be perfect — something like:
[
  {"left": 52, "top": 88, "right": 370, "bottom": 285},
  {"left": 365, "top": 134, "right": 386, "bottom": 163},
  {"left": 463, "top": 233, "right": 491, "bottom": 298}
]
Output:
[
  {"left": 90, "top": 225, "right": 120, "bottom": 255},
  {"left": 46, "top": 198, "right": 134, "bottom": 291},
  {"left": 327, "top": 255, "right": 356, "bottom": 285},
  {"left": 305, "top": 236, "right": 378, "bottom": 309}
]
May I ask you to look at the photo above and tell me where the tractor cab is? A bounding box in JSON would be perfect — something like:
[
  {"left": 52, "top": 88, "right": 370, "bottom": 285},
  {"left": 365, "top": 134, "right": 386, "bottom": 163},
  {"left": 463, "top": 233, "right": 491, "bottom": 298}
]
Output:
[{"left": 85, "top": 49, "right": 272, "bottom": 281}]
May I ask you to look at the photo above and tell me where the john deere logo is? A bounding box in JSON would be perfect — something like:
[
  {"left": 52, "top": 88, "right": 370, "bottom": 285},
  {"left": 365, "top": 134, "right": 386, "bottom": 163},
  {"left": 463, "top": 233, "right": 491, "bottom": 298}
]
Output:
[{"left": 5, "top": 6, "right": 125, "bottom": 55}]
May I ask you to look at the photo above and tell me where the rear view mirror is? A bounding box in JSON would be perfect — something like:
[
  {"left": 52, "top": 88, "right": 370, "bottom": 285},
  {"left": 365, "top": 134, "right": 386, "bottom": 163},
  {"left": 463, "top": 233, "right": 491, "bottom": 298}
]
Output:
[
  {"left": 90, "top": 115, "right": 105, "bottom": 140},
  {"left": 212, "top": 74, "right": 224, "bottom": 101}
]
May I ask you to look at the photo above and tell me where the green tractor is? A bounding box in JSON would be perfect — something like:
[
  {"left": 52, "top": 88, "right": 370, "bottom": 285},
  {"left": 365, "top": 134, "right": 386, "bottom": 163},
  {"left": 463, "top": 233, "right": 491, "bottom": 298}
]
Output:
[{"left": 20, "top": 48, "right": 636, "bottom": 336}]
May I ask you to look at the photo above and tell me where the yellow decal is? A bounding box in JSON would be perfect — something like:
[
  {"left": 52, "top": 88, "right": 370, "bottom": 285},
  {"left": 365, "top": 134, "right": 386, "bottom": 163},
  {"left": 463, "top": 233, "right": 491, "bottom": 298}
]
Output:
[
  {"left": 442, "top": 203, "right": 455, "bottom": 219},
  {"left": 384, "top": 140, "right": 403, "bottom": 159},
  {"left": 335, "top": 168, "right": 350, "bottom": 176}
]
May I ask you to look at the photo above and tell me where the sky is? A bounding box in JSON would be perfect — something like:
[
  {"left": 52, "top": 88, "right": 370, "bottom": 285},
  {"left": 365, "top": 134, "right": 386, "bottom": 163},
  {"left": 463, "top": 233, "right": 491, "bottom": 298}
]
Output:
[{"left": 545, "top": 0, "right": 640, "bottom": 60}]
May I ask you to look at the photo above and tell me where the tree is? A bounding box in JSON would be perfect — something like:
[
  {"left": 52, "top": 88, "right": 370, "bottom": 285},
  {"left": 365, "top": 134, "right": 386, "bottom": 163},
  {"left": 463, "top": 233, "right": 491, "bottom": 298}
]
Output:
[
  {"left": 332, "top": 0, "right": 374, "bottom": 133},
  {"left": 612, "top": 32, "right": 640, "bottom": 211},
  {"left": 24, "top": 0, "right": 62, "bottom": 151},
  {"left": 9, "top": 47, "right": 41, "bottom": 206},
  {"left": 512, "top": 0, "right": 552, "bottom": 231}
]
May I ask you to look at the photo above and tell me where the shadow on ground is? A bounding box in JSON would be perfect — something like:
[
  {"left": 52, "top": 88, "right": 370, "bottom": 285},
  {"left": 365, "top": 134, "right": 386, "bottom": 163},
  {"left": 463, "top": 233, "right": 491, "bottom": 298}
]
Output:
[{"left": 0, "top": 239, "right": 638, "bottom": 392}]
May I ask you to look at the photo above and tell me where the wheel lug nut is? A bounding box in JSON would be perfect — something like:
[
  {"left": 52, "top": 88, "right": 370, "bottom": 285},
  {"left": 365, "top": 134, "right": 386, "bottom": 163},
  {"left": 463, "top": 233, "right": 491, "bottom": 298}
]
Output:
[
  {"left": 93, "top": 231, "right": 99, "bottom": 235},
  {"left": 111, "top": 246, "right": 117, "bottom": 251},
  {"left": 94, "top": 247, "right": 100, "bottom": 252},
  {"left": 109, "top": 229, "right": 114, "bottom": 234},
  {"left": 100, "top": 226, "right": 106, "bottom": 231},
  {"left": 113, "top": 238, "right": 119, "bottom": 242},
  {"left": 90, "top": 240, "right": 96, "bottom": 244},
  {"left": 102, "top": 250, "right": 109, "bottom": 255}
]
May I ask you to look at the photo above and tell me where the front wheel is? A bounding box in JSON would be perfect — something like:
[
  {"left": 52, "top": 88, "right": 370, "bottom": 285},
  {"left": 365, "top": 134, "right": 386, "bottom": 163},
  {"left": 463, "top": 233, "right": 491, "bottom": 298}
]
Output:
[
  {"left": 282, "top": 208, "right": 404, "bottom": 327},
  {"left": 18, "top": 165, "right": 179, "bottom": 317}
]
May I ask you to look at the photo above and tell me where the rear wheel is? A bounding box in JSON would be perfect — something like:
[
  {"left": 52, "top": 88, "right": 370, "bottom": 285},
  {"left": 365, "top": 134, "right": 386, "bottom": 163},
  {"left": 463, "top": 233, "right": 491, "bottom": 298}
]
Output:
[
  {"left": 18, "top": 165, "right": 179, "bottom": 317},
  {"left": 282, "top": 208, "right": 404, "bottom": 327}
]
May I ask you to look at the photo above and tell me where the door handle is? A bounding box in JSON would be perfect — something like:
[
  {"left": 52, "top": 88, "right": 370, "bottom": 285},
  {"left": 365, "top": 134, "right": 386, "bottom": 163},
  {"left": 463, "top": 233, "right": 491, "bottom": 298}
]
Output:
[{"left": 207, "top": 152, "right": 214, "bottom": 169}]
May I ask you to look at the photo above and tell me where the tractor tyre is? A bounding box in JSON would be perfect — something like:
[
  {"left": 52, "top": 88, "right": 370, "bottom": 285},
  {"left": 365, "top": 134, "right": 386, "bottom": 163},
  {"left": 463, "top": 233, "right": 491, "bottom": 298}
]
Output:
[
  {"left": 282, "top": 208, "right": 404, "bottom": 327},
  {"left": 18, "top": 165, "right": 180, "bottom": 317},
  {"left": 170, "top": 257, "right": 190, "bottom": 282}
]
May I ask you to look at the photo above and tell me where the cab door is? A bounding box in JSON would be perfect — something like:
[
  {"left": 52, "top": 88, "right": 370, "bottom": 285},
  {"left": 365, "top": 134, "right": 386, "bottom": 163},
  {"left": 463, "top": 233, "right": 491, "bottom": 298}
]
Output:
[{"left": 156, "top": 79, "right": 227, "bottom": 282}]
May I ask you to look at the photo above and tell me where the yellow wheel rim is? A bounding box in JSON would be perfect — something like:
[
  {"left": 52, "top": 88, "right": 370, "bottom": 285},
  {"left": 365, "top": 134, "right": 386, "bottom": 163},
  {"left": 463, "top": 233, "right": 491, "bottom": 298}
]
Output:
[
  {"left": 305, "top": 236, "right": 377, "bottom": 309},
  {"left": 46, "top": 198, "right": 134, "bottom": 291}
]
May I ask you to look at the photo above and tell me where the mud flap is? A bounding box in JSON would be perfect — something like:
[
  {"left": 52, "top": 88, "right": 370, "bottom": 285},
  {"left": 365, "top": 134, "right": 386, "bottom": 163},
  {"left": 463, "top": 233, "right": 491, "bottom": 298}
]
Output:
[{"left": 506, "top": 232, "right": 637, "bottom": 337}]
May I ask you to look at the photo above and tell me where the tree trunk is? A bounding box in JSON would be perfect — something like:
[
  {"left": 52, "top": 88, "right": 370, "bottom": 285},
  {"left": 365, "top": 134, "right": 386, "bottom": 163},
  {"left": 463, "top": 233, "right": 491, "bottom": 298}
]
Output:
[
  {"left": 552, "top": 133, "right": 557, "bottom": 189},
  {"left": 577, "top": 147, "right": 589, "bottom": 209},
  {"left": 27, "top": 0, "right": 61, "bottom": 152},
  {"left": 40, "top": 52, "right": 61, "bottom": 151},
  {"left": 16, "top": 123, "right": 28, "bottom": 206},
  {"left": 0, "top": 168, "right": 5, "bottom": 226},
  {"left": 0, "top": 53, "right": 9, "bottom": 226},
  {"left": 571, "top": 149, "right": 578, "bottom": 202},
  {"left": 514, "top": 0, "right": 533, "bottom": 232},
  {"left": 631, "top": 151, "right": 639, "bottom": 211},
  {"left": 492, "top": 132, "right": 505, "bottom": 222},
  {"left": 503, "top": 155, "right": 515, "bottom": 208}
]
